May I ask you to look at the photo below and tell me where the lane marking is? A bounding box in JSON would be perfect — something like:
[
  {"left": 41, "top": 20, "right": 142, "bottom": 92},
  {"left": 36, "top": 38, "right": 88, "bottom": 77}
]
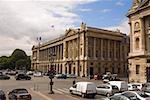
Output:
[
  {"left": 30, "top": 88, "right": 53, "bottom": 100},
  {"left": 53, "top": 89, "right": 63, "bottom": 94},
  {"left": 57, "top": 88, "right": 69, "bottom": 94}
]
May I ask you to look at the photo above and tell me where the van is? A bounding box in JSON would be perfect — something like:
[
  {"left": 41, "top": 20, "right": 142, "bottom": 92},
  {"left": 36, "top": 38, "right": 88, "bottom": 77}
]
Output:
[
  {"left": 108, "top": 81, "right": 128, "bottom": 92},
  {"left": 69, "top": 82, "right": 97, "bottom": 98}
]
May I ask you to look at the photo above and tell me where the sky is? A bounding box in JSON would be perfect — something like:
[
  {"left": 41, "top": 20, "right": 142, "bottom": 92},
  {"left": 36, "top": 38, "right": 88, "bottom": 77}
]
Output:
[{"left": 0, "top": 0, "right": 132, "bottom": 56}]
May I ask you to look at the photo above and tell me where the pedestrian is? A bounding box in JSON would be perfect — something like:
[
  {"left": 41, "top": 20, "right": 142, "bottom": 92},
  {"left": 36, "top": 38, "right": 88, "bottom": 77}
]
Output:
[{"left": 73, "top": 79, "right": 76, "bottom": 85}]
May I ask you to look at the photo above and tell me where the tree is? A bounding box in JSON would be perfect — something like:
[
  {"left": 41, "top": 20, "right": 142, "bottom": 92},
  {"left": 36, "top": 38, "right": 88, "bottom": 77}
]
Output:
[
  {"left": 0, "top": 56, "right": 12, "bottom": 69},
  {"left": 10, "top": 49, "right": 27, "bottom": 69},
  {"left": 16, "top": 59, "right": 27, "bottom": 70},
  {"left": 0, "top": 49, "right": 31, "bottom": 70}
]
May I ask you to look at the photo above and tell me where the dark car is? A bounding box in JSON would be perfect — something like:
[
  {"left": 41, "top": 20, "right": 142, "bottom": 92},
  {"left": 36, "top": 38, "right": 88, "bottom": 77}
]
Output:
[
  {"left": 8, "top": 88, "right": 32, "bottom": 100},
  {"left": 0, "top": 74, "right": 10, "bottom": 80},
  {"left": 0, "top": 89, "right": 6, "bottom": 100},
  {"left": 66, "top": 74, "right": 77, "bottom": 78},
  {"left": 55, "top": 74, "right": 67, "bottom": 79},
  {"left": 15, "top": 74, "right": 31, "bottom": 80}
]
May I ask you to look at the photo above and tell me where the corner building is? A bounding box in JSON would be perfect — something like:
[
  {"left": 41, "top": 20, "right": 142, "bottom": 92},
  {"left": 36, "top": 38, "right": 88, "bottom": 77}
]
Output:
[
  {"left": 127, "top": 0, "right": 150, "bottom": 83},
  {"left": 31, "top": 23, "right": 129, "bottom": 77}
]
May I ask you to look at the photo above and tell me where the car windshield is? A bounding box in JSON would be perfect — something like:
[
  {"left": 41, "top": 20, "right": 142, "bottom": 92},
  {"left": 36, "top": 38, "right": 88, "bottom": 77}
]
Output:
[
  {"left": 17, "top": 89, "right": 28, "bottom": 94},
  {"left": 137, "top": 92, "right": 149, "bottom": 97}
]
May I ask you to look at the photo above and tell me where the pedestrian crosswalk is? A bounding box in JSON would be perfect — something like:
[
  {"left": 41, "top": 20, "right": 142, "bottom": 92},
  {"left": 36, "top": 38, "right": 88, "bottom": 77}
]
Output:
[{"left": 53, "top": 88, "right": 70, "bottom": 94}]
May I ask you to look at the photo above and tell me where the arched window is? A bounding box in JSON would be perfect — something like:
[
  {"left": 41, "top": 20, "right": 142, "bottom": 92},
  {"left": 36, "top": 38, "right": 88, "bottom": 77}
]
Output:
[{"left": 135, "top": 38, "right": 140, "bottom": 49}]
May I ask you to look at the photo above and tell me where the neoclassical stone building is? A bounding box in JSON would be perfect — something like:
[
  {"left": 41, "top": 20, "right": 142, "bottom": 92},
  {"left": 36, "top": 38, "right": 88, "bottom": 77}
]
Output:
[
  {"left": 31, "top": 23, "right": 129, "bottom": 77},
  {"left": 127, "top": 0, "right": 150, "bottom": 83}
]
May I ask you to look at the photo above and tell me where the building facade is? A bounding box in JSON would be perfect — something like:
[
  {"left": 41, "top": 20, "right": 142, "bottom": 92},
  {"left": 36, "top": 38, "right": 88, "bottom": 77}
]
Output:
[
  {"left": 31, "top": 23, "right": 129, "bottom": 77},
  {"left": 127, "top": 0, "right": 150, "bottom": 83}
]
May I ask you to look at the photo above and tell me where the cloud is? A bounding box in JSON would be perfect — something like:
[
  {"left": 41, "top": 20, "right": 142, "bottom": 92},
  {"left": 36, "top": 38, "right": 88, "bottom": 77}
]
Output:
[
  {"left": 100, "top": 9, "right": 111, "bottom": 13},
  {"left": 116, "top": 0, "right": 124, "bottom": 6},
  {"left": 79, "top": 8, "right": 92, "bottom": 12},
  {"left": 103, "top": 19, "right": 130, "bottom": 34},
  {"left": 0, "top": 0, "right": 98, "bottom": 56}
]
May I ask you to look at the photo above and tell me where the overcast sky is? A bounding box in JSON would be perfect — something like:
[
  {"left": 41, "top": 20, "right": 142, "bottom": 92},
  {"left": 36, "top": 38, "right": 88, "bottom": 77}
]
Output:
[{"left": 0, "top": 0, "right": 131, "bottom": 56}]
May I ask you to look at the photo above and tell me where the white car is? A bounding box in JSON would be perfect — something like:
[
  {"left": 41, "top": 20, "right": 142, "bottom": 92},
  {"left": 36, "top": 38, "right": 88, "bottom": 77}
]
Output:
[
  {"left": 128, "top": 83, "right": 139, "bottom": 91},
  {"left": 132, "top": 83, "right": 143, "bottom": 91},
  {"left": 26, "top": 71, "right": 33, "bottom": 75},
  {"left": 115, "top": 91, "right": 150, "bottom": 100},
  {"left": 34, "top": 72, "right": 43, "bottom": 77}
]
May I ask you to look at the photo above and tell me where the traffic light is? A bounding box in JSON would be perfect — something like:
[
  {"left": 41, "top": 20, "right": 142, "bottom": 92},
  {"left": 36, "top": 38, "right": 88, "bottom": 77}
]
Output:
[{"left": 48, "top": 66, "right": 56, "bottom": 79}]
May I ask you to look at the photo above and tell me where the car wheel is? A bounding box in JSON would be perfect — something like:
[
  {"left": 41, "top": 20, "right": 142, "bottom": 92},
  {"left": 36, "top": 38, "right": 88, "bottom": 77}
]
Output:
[
  {"left": 69, "top": 90, "right": 73, "bottom": 94},
  {"left": 106, "top": 93, "right": 110, "bottom": 97}
]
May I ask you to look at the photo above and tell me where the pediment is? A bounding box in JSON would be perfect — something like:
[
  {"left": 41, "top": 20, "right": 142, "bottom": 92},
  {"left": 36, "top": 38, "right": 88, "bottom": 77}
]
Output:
[
  {"left": 127, "top": 0, "right": 150, "bottom": 17},
  {"left": 65, "top": 28, "right": 77, "bottom": 37},
  {"left": 138, "top": 0, "right": 150, "bottom": 10}
]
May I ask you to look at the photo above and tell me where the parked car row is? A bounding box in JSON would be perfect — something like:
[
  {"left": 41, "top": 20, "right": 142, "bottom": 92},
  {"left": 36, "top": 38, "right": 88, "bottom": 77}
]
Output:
[
  {"left": 69, "top": 81, "right": 150, "bottom": 100},
  {"left": 55, "top": 74, "right": 77, "bottom": 79},
  {"left": 0, "top": 88, "right": 32, "bottom": 100}
]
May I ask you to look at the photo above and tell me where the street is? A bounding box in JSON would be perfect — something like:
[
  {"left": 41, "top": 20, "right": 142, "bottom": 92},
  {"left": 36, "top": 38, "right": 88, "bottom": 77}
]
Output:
[{"left": 0, "top": 76, "right": 106, "bottom": 100}]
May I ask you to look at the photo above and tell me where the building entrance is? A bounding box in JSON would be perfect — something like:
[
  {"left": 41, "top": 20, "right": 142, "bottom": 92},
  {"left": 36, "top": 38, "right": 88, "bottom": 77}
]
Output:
[
  {"left": 146, "top": 67, "right": 150, "bottom": 82},
  {"left": 69, "top": 64, "right": 71, "bottom": 74},
  {"left": 90, "top": 67, "right": 94, "bottom": 76}
]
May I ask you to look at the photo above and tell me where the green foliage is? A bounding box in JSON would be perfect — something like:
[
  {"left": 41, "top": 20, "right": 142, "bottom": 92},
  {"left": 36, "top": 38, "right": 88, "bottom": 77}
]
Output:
[
  {"left": 0, "top": 49, "right": 31, "bottom": 70},
  {"left": 16, "top": 59, "right": 27, "bottom": 70}
]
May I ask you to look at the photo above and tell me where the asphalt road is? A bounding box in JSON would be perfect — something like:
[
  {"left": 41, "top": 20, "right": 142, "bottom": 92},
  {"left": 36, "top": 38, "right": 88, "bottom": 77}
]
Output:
[{"left": 0, "top": 76, "right": 106, "bottom": 100}]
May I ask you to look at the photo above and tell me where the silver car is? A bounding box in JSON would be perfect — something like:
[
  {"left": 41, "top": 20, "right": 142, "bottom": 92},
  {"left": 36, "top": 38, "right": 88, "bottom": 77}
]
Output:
[
  {"left": 102, "top": 95, "right": 130, "bottom": 100},
  {"left": 96, "top": 84, "right": 119, "bottom": 97}
]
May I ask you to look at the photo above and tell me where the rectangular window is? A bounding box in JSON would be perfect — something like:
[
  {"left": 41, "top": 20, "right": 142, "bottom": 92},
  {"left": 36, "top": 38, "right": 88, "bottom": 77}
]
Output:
[{"left": 136, "top": 65, "right": 140, "bottom": 74}]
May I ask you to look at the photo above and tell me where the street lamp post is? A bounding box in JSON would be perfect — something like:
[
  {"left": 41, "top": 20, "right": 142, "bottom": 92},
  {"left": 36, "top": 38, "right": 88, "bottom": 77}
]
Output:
[{"left": 48, "top": 51, "right": 56, "bottom": 94}]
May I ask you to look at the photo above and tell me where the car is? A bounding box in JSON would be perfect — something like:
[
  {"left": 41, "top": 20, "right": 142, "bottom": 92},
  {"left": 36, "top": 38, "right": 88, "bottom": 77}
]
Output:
[
  {"left": 15, "top": 74, "right": 31, "bottom": 80},
  {"left": 102, "top": 95, "right": 131, "bottom": 100},
  {"left": 0, "top": 74, "right": 10, "bottom": 80},
  {"left": 26, "top": 71, "right": 33, "bottom": 75},
  {"left": 132, "top": 83, "right": 143, "bottom": 91},
  {"left": 102, "top": 72, "right": 117, "bottom": 81},
  {"left": 8, "top": 70, "right": 17, "bottom": 75},
  {"left": 55, "top": 74, "right": 67, "bottom": 79},
  {"left": 0, "top": 89, "right": 6, "bottom": 100},
  {"left": 8, "top": 88, "right": 32, "bottom": 100},
  {"left": 142, "top": 83, "right": 150, "bottom": 96},
  {"left": 128, "top": 83, "right": 139, "bottom": 91},
  {"left": 115, "top": 91, "right": 150, "bottom": 100},
  {"left": 66, "top": 74, "right": 77, "bottom": 78},
  {"left": 96, "top": 84, "right": 119, "bottom": 97},
  {"left": 34, "top": 72, "right": 43, "bottom": 77},
  {"left": 69, "top": 82, "right": 97, "bottom": 98}
]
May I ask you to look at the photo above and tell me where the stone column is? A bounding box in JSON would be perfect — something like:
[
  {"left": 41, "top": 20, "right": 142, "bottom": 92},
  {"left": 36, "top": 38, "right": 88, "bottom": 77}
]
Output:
[
  {"left": 85, "top": 37, "right": 88, "bottom": 59},
  {"left": 140, "top": 18, "right": 145, "bottom": 51},
  {"left": 120, "top": 43, "right": 123, "bottom": 61},
  {"left": 94, "top": 38, "right": 96, "bottom": 59},
  {"left": 114, "top": 41, "right": 117, "bottom": 60},
  {"left": 108, "top": 40, "right": 110, "bottom": 60},
  {"left": 101, "top": 39, "right": 103, "bottom": 60},
  {"left": 63, "top": 41, "right": 66, "bottom": 60}
]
